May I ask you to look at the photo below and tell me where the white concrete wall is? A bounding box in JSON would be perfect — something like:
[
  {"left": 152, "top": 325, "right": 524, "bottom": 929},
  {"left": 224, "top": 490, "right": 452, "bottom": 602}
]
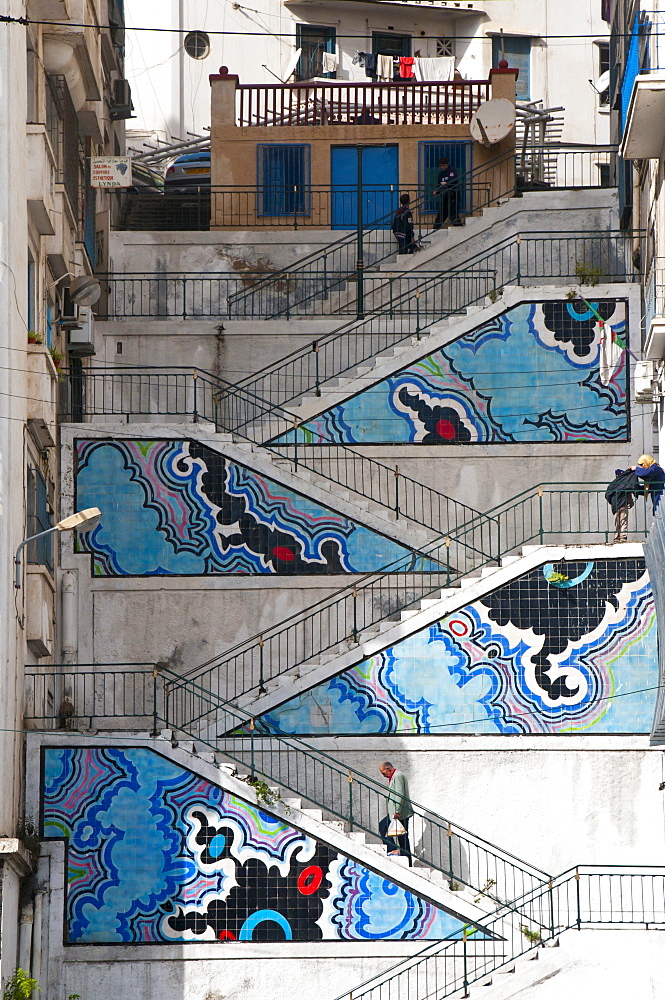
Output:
[{"left": 125, "top": 0, "right": 609, "bottom": 145}]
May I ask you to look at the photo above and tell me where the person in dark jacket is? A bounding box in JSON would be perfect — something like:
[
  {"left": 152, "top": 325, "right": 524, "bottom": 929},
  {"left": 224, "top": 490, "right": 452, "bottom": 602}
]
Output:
[
  {"left": 433, "top": 157, "right": 462, "bottom": 229},
  {"left": 632, "top": 454, "right": 665, "bottom": 514},
  {"left": 392, "top": 193, "right": 416, "bottom": 254},
  {"left": 605, "top": 467, "right": 640, "bottom": 542}
]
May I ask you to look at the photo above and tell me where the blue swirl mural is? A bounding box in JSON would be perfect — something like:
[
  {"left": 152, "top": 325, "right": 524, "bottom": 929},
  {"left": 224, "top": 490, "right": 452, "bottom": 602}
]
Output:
[
  {"left": 41, "top": 747, "right": 487, "bottom": 944},
  {"left": 74, "top": 439, "right": 432, "bottom": 576},
  {"left": 273, "top": 300, "right": 629, "bottom": 445},
  {"left": 256, "top": 559, "right": 657, "bottom": 735}
]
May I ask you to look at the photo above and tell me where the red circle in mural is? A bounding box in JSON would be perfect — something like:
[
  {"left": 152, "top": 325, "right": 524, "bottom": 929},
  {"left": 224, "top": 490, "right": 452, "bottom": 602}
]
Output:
[
  {"left": 435, "top": 419, "right": 457, "bottom": 441},
  {"left": 448, "top": 619, "right": 469, "bottom": 636},
  {"left": 297, "top": 865, "right": 323, "bottom": 895},
  {"left": 219, "top": 930, "right": 236, "bottom": 941},
  {"left": 272, "top": 546, "right": 296, "bottom": 562}
]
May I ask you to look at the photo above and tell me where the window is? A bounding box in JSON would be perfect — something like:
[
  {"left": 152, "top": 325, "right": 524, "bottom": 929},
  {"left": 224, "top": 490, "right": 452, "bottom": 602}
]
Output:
[
  {"left": 372, "top": 32, "right": 411, "bottom": 81},
  {"left": 491, "top": 35, "right": 531, "bottom": 101},
  {"left": 27, "top": 46, "right": 38, "bottom": 122},
  {"left": 296, "top": 25, "right": 336, "bottom": 80},
  {"left": 27, "top": 467, "right": 53, "bottom": 572},
  {"left": 597, "top": 42, "right": 610, "bottom": 105},
  {"left": 257, "top": 144, "right": 310, "bottom": 217},
  {"left": 27, "top": 253, "right": 36, "bottom": 333},
  {"left": 437, "top": 38, "right": 455, "bottom": 57},
  {"left": 184, "top": 30, "right": 210, "bottom": 60},
  {"left": 419, "top": 141, "right": 472, "bottom": 215}
]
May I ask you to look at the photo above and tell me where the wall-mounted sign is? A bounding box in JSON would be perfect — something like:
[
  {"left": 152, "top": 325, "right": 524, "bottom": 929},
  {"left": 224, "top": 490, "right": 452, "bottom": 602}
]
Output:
[{"left": 90, "top": 156, "right": 132, "bottom": 188}]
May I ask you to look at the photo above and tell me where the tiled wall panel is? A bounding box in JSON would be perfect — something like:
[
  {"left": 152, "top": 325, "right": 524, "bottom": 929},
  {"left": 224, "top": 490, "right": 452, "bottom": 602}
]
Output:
[
  {"left": 258, "top": 559, "right": 657, "bottom": 735},
  {"left": 41, "top": 747, "right": 484, "bottom": 944},
  {"left": 277, "top": 300, "right": 629, "bottom": 445},
  {"left": 74, "top": 439, "right": 428, "bottom": 576}
]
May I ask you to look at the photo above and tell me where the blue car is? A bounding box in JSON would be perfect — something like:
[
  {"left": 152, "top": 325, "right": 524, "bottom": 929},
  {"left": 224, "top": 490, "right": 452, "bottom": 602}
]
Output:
[{"left": 164, "top": 150, "right": 211, "bottom": 193}]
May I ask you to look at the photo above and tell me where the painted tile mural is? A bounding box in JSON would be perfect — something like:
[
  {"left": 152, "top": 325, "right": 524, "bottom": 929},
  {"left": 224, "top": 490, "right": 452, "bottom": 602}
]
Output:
[
  {"left": 74, "top": 439, "right": 429, "bottom": 576},
  {"left": 41, "top": 747, "right": 485, "bottom": 944},
  {"left": 256, "top": 560, "right": 657, "bottom": 735},
  {"left": 276, "top": 300, "right": 628, "bottom": 445}
]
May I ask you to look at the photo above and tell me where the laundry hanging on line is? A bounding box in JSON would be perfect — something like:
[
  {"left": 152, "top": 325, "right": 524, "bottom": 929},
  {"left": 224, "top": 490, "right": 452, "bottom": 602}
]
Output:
[
  {"left": 413, "top": 56, "right": 455, "bottom": 81},
  {"left": 399, "top": 56, "right": 415, "bottom": 79},
  {"left": 322, "top": 51, "right": 339, "bottom": 74},
  {"left": 376, "top": 54, "right": 394, "bottom": 82}
]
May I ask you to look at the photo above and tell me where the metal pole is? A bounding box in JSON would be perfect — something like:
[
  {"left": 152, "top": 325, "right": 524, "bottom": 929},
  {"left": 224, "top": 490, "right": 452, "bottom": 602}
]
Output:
[
  {"left": 356, "top": 145, "right": 365, "bottom": 320},
  {"left": 151, "top": 665, "right": 159, "bottom": 736}
]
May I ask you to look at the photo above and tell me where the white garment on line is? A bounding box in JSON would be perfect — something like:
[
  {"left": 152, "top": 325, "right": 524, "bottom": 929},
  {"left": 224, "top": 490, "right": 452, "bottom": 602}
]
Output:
[
  {"left": 414, "top": 56, "right": 455, "bottom": 81},
  {"left": 377, "top": 53, "right": 394, "bottom": 82},
  {"left": 322, "top": 51, "right": 339, "bottom": 74}
]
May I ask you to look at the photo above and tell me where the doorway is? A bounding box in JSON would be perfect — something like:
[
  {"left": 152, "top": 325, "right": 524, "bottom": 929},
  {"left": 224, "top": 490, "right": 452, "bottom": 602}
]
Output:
[{"left": 330, "top": 145, "right": 399, "bottom": 229}]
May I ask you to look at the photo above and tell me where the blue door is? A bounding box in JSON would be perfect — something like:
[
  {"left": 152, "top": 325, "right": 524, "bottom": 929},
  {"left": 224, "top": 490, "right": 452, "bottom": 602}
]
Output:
[{"left": 331, "top": 145, "right": 399, "bottom": 230}]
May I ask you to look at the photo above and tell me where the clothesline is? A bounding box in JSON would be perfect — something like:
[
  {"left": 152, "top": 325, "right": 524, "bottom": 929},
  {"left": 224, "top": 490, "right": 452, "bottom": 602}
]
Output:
[{"left": 351, "top": 52, "right": 458, "bottom": 81}]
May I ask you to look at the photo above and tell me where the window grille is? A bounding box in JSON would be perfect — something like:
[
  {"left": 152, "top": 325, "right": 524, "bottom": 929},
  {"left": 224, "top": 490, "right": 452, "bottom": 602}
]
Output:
[
  {"left": 257, "top": 144, "right": 311, "bottom": 217},
  {"left": 436, "top": 38, "right": 455, "bottom": 57},
  {"left": 27, "top": 467, "right": 53, "bottom": 572}
]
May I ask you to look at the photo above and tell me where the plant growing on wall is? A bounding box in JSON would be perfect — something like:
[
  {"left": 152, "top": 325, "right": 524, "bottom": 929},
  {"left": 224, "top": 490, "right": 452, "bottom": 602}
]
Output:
[
  {"left": 574, "top": 261, "right": 603, "bottom": 287},
  {"left": 238, "top": 773, "right": 289, "bottom": 812},
  {"left": 3, "top": 969, "right": 39, "bottom": 1000},
  {"left": 520, "top": 923, "right": 542, "bottom": 944}
]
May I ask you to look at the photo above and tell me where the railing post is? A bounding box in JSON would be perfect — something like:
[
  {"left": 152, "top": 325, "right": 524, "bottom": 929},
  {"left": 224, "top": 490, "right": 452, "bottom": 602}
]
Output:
[
  {"left": 415, "top": 289, "right": 421, "bottom": 340},
  {"left": 462, "top": 927, "right": 469, "bottom": 998},
  {"left": 516, "top": 235, "right": 522, "bottom": 284},
  {"left": 258, "top": 635, "right": 266, "bottom": 694},
  {"left": 394, "top": 465, "right": 400, "bottom": 520},
  {"left": 151, "top": 665, "right": 159, "bottom": 737},
  {"left": 549, "top": 879, "right": 555, "bottom": 941},
  {"left": 445, "top": 537, "right": 451, "bottom": 587},
  {"left": 285, "top": 272, "right": 291, "bottom": 320},
  {"left": 164, "top": 681, "right": 170, "bottom": 731},
  {"left": 293, "top": 420, "right": 299, "bottom": 470},
  {"left": 447, "top": 820, "right": 454, "bottom": 888},
  {"left": 352, "top": 586, "right": 358, "bottom": 643},
  {"left": 356, "top": 144, "right": 365, "bottom": 320},
  {"left": 192, "top": 368, "right": 199, "bottom": 423},
  {"left": 575, "top": 867, "right": 581, "bottom": 930},
  {"left": 348, "top": 770, "right": 354, "bottom": 831},
  {"left": 250, "top": 717, "right": 256, "bottom": 776},
  {"left": 313, "top": 341, "right": 321, "bottom": 396},
  {"left": 182, "top": 277, "right": 187, "bottom": 320},
  {"left": 538, "top": 486, "right": 544, "bottom": 545}
]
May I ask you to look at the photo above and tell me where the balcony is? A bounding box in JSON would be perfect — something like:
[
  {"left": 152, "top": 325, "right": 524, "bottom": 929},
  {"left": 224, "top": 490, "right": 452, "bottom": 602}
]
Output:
[
  {"left": 26, "top": 125, "right": 56, "bottom": 236},
  {"left": 644, "top": 257, "right": 665, "bottom": 359},
  {"left": 236, "top": 78, "right": 490, "bottom": 127},
  {"left": 621, "top": 11, "right": 665, "bottom": 158}
]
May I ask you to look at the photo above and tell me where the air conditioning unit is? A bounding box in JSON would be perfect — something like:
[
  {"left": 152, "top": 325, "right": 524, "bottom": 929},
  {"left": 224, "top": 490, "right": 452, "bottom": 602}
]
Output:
[
  {"left": 633, "top": 360, "right": 659, "bottom": 403},
  {"left": 58, "top": 289, "right": 80, "bottom": 330},
  {"left": 111, "top": 78, "right": 134, "bottom": 120},
  {"left": 67, "top": 306, "right": 96, "bottom": 358}
]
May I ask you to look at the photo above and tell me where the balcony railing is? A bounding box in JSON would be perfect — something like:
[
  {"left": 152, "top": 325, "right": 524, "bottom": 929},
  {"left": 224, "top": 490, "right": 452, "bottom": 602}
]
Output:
[{"left": 236, "top": 79, "right": 491, "bottom": 127}]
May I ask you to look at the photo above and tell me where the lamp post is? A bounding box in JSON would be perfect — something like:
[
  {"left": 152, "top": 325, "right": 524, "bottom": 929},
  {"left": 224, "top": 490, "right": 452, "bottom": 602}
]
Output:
[{"left": 15, "top": 507, "right": 102, "bottom": 589}]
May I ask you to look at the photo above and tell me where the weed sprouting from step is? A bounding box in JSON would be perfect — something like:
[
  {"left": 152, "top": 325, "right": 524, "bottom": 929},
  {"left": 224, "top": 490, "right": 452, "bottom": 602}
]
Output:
[
  {"left": 474, "top": 877, "right": 498, "bottom": 904},
  {"left": 520, "top": 924, "right": 542, "bottom": 945},
  {"left": 237, "top": 773, "right": 290, "bottom": 814},
  {"left": 574, "top": 261, "right": 603, "bottom": 287}
]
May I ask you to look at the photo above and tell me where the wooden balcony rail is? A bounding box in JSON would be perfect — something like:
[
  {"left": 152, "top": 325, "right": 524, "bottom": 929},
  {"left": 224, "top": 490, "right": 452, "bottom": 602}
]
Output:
[{"left": 236, "top": 79, "right": 491, "bottom": 127}]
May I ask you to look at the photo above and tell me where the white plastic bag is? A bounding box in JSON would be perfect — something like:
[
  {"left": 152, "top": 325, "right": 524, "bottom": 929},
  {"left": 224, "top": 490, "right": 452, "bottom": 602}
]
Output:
[{"left": 387, "top": 817, "right": 406, "bottom": 837}]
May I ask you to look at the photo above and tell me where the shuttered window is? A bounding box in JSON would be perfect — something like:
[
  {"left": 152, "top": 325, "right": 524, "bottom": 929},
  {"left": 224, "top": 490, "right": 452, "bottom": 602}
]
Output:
[
  {"left": 257, "top": 144, "right": 311, "bottom": 217},
  {"left": 419, "top": 141, "right": 472, "bottom": 215},
  {"left": 492, "top": 35, "right": 531, "bottom": 101}
]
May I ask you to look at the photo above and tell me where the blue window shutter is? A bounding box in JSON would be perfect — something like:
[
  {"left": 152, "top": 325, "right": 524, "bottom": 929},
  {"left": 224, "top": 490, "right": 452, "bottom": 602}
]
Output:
[
  {"left": 257, "top": 145, "right": 311, "bottom": 216},
  {"left": 492, "top": 36, "right": 530, "bottom": 101}
]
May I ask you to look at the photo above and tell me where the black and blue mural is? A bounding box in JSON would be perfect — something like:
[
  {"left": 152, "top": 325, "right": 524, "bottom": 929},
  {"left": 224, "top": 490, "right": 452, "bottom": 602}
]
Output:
[
  {"left": 256, "top": 559, "right": 657, "bottom": 735},
  {"left": 41, "top": 747, "right": 488, "bottom": 944},
  {"left": 275, "top": 300, "right": 629, "bottom": 445},
  {"left": 74, "top": 439, "right": 430, "bottom": 576}
]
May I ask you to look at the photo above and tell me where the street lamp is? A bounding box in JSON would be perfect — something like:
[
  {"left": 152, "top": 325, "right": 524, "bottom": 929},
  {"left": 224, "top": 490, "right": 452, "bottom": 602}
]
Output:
[{"left": 15, "top": 507, "right": 102, "bottom": 589}]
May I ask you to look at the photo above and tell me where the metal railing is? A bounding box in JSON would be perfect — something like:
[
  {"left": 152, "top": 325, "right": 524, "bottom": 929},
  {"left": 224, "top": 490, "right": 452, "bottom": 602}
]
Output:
[
  {"left": 24, "top": 660, "right": 551, "bottom": 907},
  {"left": 236, "top": 79, "right": 491, "bottom": 127},
  {"left": 58, "top": 365, "right": 486, "bottom": 548},
  {"left": 332, "top": 866, "right": 665, "bottom": 1000},
  {"left": 49, "top": 481, "right": 650, "bottom": 713},
  {"left": 98, "top": 268, "right": 497, "bottom": 320},
  {"left": 226, "top": 230, "right": 637, "bottom": 421}
]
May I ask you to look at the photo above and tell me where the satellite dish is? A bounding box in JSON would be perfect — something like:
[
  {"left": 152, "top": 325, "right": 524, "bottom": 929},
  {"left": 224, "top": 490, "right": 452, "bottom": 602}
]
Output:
[
  {"left": 283, "top": 48, "right": 303, "bottom": 83},
  {"left": 470, "top": 99, "right": 516, "bottom": 146}
]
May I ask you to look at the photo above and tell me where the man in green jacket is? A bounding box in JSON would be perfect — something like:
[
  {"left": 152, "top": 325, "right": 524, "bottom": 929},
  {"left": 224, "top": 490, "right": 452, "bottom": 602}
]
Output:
[{"left": 378, "top": 760, "right": 414, "bottom": 863}]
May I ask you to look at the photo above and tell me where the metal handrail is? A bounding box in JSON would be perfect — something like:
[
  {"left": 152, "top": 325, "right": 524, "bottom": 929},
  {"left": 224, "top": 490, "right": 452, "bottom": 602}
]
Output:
[
  {"left": 60, "top": 363, "right": 488, "bottom": 544},
  {"left": 332, "top": 866, "right": 665, "bottom": 1000},
  {"left": 25, "top": 660, "right": 551, "bottom": 905},
  {"left": 226, "top": 146, "right": 518, "bottom": 316},
  {"left": 223, "top": 228, "right": 638, "bottom": 427}
]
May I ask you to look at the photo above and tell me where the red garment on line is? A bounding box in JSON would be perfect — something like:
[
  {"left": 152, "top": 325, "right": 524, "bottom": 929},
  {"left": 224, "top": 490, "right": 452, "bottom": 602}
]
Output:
[{"left": 399, "top": 57, "right": 415, "bottom": 79}]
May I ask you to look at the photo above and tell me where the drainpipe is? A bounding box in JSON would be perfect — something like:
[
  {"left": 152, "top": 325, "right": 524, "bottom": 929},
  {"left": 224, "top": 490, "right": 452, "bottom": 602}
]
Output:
[
  {"left": 31, "top": 893, "right": 43, "bottom": 988},
  {"left": 60, "top": 571, "right": 77, "bottom": 665},
  {"left": 18, "top": 902, "right": 33, "bottom": 973}
]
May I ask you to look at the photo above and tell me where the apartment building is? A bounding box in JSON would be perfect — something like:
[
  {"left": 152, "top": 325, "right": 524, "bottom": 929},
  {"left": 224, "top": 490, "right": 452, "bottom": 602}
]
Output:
[{"left": 0, "top": 0, "right": 129, "bottom": 987}]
